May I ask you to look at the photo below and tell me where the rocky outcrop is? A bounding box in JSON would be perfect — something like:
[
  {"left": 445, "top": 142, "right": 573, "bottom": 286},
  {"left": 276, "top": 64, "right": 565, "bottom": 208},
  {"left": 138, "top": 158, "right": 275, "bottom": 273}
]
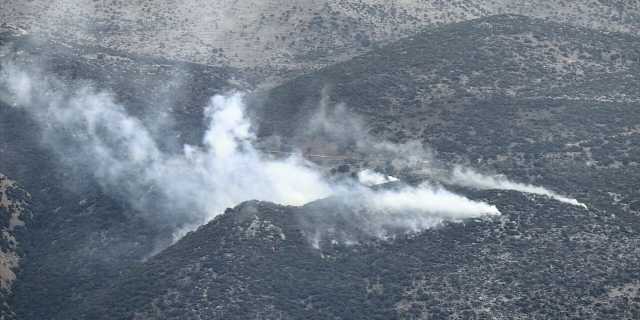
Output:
[{"left": 0, "top": 174, "right": 30, "bottom": 319}]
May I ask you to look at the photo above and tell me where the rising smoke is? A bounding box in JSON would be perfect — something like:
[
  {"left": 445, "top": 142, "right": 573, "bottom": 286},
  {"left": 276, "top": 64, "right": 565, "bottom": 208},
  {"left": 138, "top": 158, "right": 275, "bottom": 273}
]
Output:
[
  {"left": 357, "top": 169, "right": 398, "bottom": 186},
  {"left": 0, "top": 63, "right": 583, "bottom": 247},
  {"left": 300, "top": 182, "right": 501, "bottom": 248},
  {"left": 447, "top": 166, "right": 588, "bottom": 208},
  {"left": 304, "top": 89, "right": 586, "bottom": 210},
  {"left": 1, "top": 65, "right": 336, "bottom": 238}
]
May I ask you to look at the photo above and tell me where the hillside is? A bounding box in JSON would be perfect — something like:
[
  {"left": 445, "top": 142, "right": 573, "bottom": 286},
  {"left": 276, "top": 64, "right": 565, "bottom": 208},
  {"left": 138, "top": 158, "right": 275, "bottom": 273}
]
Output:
[
  {"left": 77, "top": 191, "right": 640, "bottom": 319},
  {"left": 2, "top": 0, "right": 639, "bottom": 83},
  {"left": 255, "top": 14, "right": 640, "bottom": 217},
  {"left": 0, "top": 28, "right": 225, "bottom": 319},
  {"left": 0, "top": 12, "right": 639, "bottom": 320}
]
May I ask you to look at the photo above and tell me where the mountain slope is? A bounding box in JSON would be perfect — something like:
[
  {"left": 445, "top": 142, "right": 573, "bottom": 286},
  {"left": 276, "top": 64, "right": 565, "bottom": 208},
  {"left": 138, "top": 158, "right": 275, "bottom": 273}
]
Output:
[
  {"left": 2, "top": 0, "right": 639, "bottom": 83},
  {"left": 0, "top": 26, "right": 233, "bottom": 320},
  {"left": 0, "top": 13, "right": 639, "bottom": 320},
  {"left": 257, "top": 14, "right": 640, "bottom": 131},
  {"left": 83, "top": 191, "right": 640, "bottom": 319},
  {"left": 255, "top": 14, "right": 640, "bottom": 211}
]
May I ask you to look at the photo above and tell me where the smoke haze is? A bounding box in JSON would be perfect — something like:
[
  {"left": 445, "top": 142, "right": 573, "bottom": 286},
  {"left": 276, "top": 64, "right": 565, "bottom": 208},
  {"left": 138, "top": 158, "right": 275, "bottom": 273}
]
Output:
[
  {"left": 0, "top": 63, "right": 581, "bottom": 247},
  {"left": 357, "top": 169, "right": 398, "bottom": 186},
  {"left": 1, "top": 65, "right": 335, "bottom": 237},
  {"left": 448, "top": 166, "right": 587, "bottom": 208}
]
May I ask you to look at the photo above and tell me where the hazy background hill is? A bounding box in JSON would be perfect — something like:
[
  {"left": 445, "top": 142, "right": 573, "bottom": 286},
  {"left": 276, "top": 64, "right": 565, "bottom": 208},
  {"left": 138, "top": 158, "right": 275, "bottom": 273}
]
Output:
[{"left": 2, "top": 0, "right": 640, "bottom": 84}]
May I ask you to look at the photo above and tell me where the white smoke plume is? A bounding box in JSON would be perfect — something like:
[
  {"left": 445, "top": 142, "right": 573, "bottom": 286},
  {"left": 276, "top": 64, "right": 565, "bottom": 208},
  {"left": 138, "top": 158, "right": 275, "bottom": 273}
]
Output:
[
  {"left": 301, "top": 183, "right": 500, "bottom": 248},
  {"left": 448, "top": 166, "right": 587, "bottom": 208},
  {"left": 365, "top": 185, "right": 500, "bottom": 218},
  {"left": 1, "top": 65, "right": 336, "bottom": 238},
  {"left": 357, "top": 169, "right": 398, "bottom": 186},
  {"left": 302, "top": 91, "right": 587, "bottom": 210},
  {"left": 0, "top": 64, "right": 502, "bottom": 244}
]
